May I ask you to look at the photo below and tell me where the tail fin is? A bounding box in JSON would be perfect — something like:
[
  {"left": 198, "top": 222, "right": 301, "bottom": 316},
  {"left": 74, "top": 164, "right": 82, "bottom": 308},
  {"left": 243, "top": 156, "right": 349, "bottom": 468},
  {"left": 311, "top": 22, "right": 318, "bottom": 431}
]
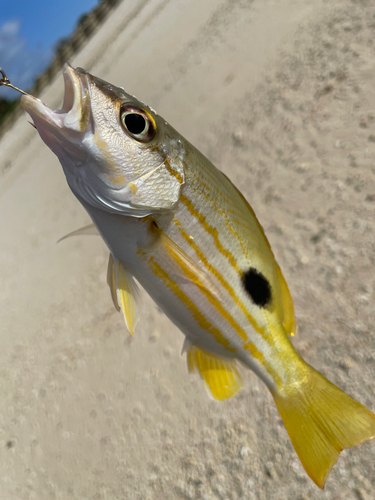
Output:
[{"left": 272, "top": 364, "right": 375, "bottom": 488}]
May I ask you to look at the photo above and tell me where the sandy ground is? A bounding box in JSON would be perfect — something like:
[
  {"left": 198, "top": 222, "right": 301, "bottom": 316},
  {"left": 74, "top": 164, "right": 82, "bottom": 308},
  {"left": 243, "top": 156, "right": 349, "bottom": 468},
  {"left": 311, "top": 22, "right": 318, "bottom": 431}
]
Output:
[{"left": 1, "top": 0, "right": 375, "bottom": 498}]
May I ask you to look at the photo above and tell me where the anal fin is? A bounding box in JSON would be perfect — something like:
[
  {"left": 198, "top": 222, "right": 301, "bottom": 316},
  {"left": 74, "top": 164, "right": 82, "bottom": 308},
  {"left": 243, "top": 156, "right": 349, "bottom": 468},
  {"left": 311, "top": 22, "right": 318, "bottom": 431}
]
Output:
[
  {"left": 107, "top": 253, "right": 138, "bottom": 335},
  {"left": 187, "top": 345, "right": 243, "bottom": 401}
]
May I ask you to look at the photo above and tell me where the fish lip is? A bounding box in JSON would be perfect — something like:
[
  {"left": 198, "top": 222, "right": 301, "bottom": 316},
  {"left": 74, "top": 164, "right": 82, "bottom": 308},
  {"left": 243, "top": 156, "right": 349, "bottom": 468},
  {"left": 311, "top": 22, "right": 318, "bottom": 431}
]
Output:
[{"left": 21, "top": 63, "right": 91, "bottom": 134}]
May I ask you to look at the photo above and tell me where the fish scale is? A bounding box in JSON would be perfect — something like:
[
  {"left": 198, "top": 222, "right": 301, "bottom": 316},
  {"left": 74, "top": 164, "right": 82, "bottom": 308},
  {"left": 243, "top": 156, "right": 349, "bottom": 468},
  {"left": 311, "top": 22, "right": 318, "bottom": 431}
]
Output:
[{"left": 19, "top": 63, "right": 375, "bottom": 489}]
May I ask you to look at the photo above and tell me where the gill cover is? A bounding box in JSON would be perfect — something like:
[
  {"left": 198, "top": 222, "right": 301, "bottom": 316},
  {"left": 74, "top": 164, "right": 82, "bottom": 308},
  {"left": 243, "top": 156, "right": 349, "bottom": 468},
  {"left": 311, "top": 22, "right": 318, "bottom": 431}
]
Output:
[{"left": 21, "top": 64, "right": 185, "bottom": 217}]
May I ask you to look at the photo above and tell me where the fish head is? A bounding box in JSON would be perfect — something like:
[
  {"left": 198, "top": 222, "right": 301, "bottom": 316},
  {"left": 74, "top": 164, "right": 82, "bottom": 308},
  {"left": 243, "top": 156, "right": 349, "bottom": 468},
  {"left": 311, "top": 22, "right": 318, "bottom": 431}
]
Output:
[{"left": 21, "top": 64, "right": 185, "bottom": 216}]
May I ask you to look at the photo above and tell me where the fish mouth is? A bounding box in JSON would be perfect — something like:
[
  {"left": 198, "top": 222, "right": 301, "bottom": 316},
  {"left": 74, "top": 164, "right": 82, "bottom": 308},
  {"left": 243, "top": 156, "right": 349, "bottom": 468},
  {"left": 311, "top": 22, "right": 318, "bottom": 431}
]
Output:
[{"left": 21, "top": 63, "right": 91, "bottom": 136}]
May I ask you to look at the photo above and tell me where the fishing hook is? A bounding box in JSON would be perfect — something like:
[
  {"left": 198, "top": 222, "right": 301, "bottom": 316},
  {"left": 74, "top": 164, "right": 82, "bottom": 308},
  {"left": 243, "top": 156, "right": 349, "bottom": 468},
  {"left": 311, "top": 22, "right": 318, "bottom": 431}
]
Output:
[{"left": 0, "top": 68, "right": 29, "bottom": 96}]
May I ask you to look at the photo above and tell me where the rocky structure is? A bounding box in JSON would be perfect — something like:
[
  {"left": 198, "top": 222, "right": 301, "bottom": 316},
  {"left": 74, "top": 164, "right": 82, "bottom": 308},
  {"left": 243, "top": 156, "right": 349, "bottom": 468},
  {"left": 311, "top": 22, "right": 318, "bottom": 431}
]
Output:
[{"left": 0, "top": 0, "right": 121, "bottom": 138}]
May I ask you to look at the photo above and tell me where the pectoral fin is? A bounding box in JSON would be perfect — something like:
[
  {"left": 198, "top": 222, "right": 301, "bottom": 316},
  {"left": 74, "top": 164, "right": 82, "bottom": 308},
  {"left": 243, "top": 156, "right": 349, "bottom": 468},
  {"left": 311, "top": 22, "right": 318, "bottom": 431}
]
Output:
[
  {"left": 57, "top": 223, "right": 99, "bottom": 243},
  {"left": 107, "top": 253, "right": 138, "bottom": 335},
  {"left": 187, "top": 345, "right": 243, "bottom": 401},
  {"left": 156, "top": 228, "right": 222, "bottom": 302}
]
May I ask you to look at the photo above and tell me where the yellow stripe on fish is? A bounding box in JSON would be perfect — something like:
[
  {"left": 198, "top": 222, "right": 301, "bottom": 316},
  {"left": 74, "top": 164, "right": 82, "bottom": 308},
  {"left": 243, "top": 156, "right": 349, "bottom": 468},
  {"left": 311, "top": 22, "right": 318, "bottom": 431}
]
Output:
[
  {"left": 148, "top": 257, "right": 236, "bottom": 352},
  {"left": 146, "top": 219, "right": 285, "bottom": 386},
  {"left": 174, "top": 218, "right": 272, "bottom": 342}
]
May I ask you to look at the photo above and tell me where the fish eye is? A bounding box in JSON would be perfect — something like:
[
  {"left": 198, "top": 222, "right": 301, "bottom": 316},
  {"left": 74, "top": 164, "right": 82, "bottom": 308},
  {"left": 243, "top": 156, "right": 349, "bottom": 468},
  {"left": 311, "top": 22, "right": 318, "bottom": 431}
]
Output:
[{"left": 120, "top": 104, "right": 156, "bottom": 143}]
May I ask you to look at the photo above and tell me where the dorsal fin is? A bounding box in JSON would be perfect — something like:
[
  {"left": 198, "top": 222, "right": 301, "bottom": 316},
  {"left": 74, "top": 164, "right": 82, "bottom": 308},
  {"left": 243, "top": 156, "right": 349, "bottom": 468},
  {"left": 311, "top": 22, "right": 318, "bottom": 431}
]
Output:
[{"left": 274, "top": 263, "right": 297, "bottom": 336}]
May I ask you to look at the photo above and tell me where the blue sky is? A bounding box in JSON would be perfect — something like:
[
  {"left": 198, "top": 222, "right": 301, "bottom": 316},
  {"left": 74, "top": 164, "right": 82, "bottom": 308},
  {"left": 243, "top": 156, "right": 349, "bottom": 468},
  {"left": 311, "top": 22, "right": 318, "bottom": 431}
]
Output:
[{"left": 0, "top": 0, "right": 99, "bottom": 100}]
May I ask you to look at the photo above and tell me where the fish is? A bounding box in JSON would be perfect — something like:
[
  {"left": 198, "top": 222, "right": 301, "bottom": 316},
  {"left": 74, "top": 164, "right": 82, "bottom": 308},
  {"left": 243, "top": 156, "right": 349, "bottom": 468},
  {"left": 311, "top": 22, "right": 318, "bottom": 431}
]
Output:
[{"left": 20, "top": 63, "right": 375, "bottom": 488}]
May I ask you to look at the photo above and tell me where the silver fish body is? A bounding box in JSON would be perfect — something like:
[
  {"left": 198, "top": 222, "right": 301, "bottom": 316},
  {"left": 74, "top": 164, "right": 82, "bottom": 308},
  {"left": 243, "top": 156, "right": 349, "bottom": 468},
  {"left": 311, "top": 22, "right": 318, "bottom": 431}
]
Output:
[
  {"left": 78, "top": 144, "right": 294, "bottom": 389},
  {"left": 21, "top": 64, "right": 375, "bottom": 488}
]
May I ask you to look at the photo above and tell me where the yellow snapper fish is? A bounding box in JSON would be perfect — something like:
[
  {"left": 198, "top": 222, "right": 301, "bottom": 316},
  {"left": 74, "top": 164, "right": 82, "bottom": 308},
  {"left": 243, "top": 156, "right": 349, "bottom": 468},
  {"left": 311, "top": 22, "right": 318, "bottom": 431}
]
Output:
[{"left": 16, "top": 64, "right": 375, "bottom": 488}]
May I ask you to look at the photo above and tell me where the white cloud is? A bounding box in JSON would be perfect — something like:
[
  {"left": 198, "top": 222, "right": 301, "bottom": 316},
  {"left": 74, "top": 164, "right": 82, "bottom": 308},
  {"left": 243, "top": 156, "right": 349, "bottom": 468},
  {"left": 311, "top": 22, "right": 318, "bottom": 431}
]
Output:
[
  {"left": 0, "top": 19, "right": 53, "bottom": 100},
  {"left": 0, "top": 19, "right": 20, "bottom": 37}
]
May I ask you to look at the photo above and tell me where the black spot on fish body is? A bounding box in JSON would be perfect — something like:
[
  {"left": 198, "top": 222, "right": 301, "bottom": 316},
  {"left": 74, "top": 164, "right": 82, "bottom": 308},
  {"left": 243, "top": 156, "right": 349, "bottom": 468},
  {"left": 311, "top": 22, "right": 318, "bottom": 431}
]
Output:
[{"left": 242, "top": 267, "right": 271, "bottom": 307}]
